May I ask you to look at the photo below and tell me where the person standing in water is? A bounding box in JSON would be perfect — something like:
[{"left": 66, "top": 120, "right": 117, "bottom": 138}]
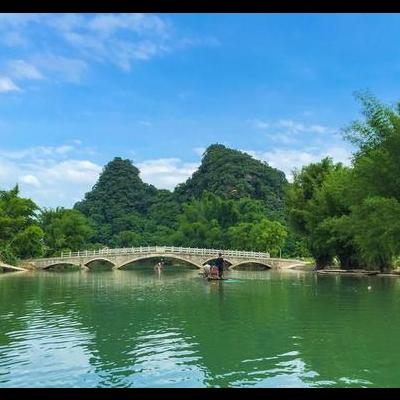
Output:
[
  {"left": 155, "top": 260, "right": 164, "bottom": 274},
  {"left": 215, "top": 252, "right": 224, "bottom": 279}
]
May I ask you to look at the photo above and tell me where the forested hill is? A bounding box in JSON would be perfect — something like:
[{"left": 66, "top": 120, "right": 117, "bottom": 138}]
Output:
[
  {"left": 72, "top": 145, "right": 288, "bottom": 247},
  {"left": 73, "top": 157, "right": 166, "bottom": 243},
  {"left": 75, "top": 157, "right": 158, "bottom": 219},
  {"left": 174, "top": 144, "right": 287, "bottom": 211}
]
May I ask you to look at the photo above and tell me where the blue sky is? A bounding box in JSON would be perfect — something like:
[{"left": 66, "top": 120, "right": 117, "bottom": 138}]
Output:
[{"left": 0, "top": 13, "right": 399, "bottom": 208}]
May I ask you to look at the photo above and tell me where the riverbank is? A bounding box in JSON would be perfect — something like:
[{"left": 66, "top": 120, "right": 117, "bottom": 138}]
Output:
[
  {"left": 0, "top": 263, "right": 27, "bottom": 273},
  {"left": 288, "top": 263, "right": 400, "bottom": 277}
]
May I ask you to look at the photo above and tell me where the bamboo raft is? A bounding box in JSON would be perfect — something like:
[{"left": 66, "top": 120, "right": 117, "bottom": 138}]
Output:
[{"left": 198, "top": 272, "right": 226, "bottom": 281}]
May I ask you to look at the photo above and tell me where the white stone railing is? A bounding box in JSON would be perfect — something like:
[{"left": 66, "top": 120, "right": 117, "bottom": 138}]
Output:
[{"left": 54, "top": 246, "right": 270, "bottom": 260}]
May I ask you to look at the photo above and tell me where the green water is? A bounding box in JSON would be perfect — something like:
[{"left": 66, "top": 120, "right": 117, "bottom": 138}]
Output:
[{"left": 1, "top": 268, "right": 400, "bottom": 388}]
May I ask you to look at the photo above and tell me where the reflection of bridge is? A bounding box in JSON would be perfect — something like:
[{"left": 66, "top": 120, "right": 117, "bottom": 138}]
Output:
[{"left": 24, "top": 246, "right": 305, "bottom": 271}]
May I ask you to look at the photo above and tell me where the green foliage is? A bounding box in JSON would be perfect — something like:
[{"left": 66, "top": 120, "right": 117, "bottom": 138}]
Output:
[
  {"left": 174, "top": 144, "right": 287, "bottom": 215},
  {"left": 285, "top": 158, "right": 343, "bottom": 268},
  {"left": 74, "top": 157, "right": 160, "bottom": 243},
  {"left": 0, "top": 145, "right": 304, "bottom": 263},
  {"left": 71, "top": 147, "right": 292, "bottom": 255},
  {"left": 173, "top": 192, "right": 287, "bottom": 252},
  {"left": 74, "top": 157, "right": 182, "bottom": 246},
  {"left": 284, "top": 93, "right": 400, "bottom": 270},
  {"left": 342, "top": 93, "right": 400, "bottom": 270},
  {"left": 111, "top": 231, "right": 142, "bottom": 247},
  {"left": 12, "top": 225, "right": 44, "bottom": 259},
  {"left": 0, "top": 244, "right": 18, "bottom": 265},
  {"left": 0, "top": 185, "right": 44, "bottom": 263},
  {"left": 350, "top": 197, "right": 400, "bottom": 271},
  {"left": 40, "top": 208, "right": 94, "bottom": 256}
]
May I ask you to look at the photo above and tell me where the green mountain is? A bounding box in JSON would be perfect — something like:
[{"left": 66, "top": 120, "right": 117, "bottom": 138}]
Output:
[
  {"left": 75, "top": 157, "right": 158, "bottom": 221},
  {"left": 174, "top": 144, "right": 287, "bottom": 212},
  {"left": 74, "top": 145, "right": 288, "bottom": 245}
]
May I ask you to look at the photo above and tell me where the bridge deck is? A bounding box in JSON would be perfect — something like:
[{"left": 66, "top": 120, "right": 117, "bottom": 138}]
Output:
[
  {"left": 58, "top": 246, "right": 271, "bottom": 260},
  {"left": 24, "top": 246, "right": 305, "bottom": 271}
]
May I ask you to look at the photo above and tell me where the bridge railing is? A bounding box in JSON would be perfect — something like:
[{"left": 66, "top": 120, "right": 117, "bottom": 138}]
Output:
[{"left": 53, "top": 246, "right": 270, "bottom": 260}]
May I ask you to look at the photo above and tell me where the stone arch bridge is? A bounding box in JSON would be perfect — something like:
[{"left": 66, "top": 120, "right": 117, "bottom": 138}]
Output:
[{"left": 23, "top": 246, "right": 305, "bottom": 271}]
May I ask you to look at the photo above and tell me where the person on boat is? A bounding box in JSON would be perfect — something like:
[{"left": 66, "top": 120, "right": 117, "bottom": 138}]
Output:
[
  {"left": 203, "top": 264, "right": 211, "bottom": 277},
  {"left": 215, "top": 252, "right": 224, "bottom": 279}
]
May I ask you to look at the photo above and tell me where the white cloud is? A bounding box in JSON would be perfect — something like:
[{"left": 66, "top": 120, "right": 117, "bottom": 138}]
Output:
[
  {"left": 32, "top": 54, "right": 88, "bottom": 83},
  {"left": 248, "top": 119, "right": 270, "bottom": 130},
  {"left": 20, "top": 174, "right": 41, "bottom": 187},
  {"left": 0, "top": 76, "right": 21, "bottom": 92},
  {"left": 42, "top": 160, "right": 101, "bottom": 184},
  {"left": 0, "top": 145, "right": 75, "bottom": 160},
  {"left": 249, "top": 118, "right": 335, "bottom": 135},
  {"left": 137, "top": 158, "right": 199, "bottom": 190},
  {"left": 0, "top": 144, "right": 200, "bottom": 206},
  {"left": 87, "top": 13, "right": 169, "bottom": 38},
  {"left": 0, "top": 142, "right": 103, "bottom": 208},
  {"left": 45, "top": 13, "right": 84, "bottom": 32},
  {"left": 8, "top": 59, "right": 44, "bottom": 80},
  {"left": 308, "top": 124, "right": 330, "bottom": 134},
  {"left": 244, "top": 145, "right": 352, "bottom": 181},
  {"left": 265, "top": 132, "right": 298, "bottom": 145},
  {"left": 0, "top": 13, "right": 218, "bottom": 77},
  {"left": 1, "top": 157, "right": 102, "bottom": 208}
]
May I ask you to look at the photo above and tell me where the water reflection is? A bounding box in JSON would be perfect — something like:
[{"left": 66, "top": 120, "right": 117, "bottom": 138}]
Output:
[{"left": 1, "top": 269, "right": 400, "bottom": 387}]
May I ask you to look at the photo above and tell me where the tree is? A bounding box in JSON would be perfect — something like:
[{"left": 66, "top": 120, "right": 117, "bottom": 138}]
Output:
[
  {"left": 111, "top": 231, "right": 141, "bottom": 247},
  {"left": 250, "top": 218, "right": 287, "bottom": 255},
  {"left": 285, "top": 158, "right": 341, "bottom": 268},
  {"left": 12, "top": 225, "right": 44, "bottom": 259},
  {"left": 0, "top": 185, "right": 44, "bottom": 263},
  {"left": 40, "top": 208, "right": 93, "bottom": 256},
  {"left": 350, "top": 197, "right": 400, "bottom": 272},
  {"left": 342, "top": 93, "right": 400, "bottom": 270},
  {"left": 227, "top": 223, "right": 254, "bottom": 250},
  {"left": 308, "top": 166, "right": 360, "bottom": 269},
  {"left": 344, "top": 92, "right": 400, "bottom": 202}
]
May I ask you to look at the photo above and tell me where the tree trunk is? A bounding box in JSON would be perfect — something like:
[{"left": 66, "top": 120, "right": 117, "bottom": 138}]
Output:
[
  {"left": 338, "top": 254, "right": 359, "bottom": 270},
  {"left": 315, "top": 255, "right": 331, "bottom": 270}
]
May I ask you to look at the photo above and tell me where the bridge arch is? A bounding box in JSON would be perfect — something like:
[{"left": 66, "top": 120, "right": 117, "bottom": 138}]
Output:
[
  {"left": 117, "top": 254, "right": 202, "bottom": 270},
  {"left": 230, "top": 261, "right": 272, "bottom": 270},
  {"left": 84, "top": 258, "right": 116, "bottom": 269},
  {"left": 42, "top": 262, "right": 80, "bottom": 271}
]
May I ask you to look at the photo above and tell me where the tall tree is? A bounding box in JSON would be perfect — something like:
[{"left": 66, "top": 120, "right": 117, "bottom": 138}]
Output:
[
  {"left": 285, "top": 158, "right": 342, "bottom": 269},
  {"left": 0, "top": 185, "right": 44, "bottom": 263},
  {"left": 342, "top": 92, "right": 400, "bottom": 270},
  {"left": 40, "top": 208, "right": 93, "bottom": 256}
]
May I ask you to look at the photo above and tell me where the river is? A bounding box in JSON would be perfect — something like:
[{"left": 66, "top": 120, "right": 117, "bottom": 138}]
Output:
[{"left": 1, "top": 267, "right": 400, "bottom": 387}]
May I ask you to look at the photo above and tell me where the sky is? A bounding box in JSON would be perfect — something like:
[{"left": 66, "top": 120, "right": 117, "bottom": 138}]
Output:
[{"left": 1, "top": 13, "right": 399, "bottom": 208}]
